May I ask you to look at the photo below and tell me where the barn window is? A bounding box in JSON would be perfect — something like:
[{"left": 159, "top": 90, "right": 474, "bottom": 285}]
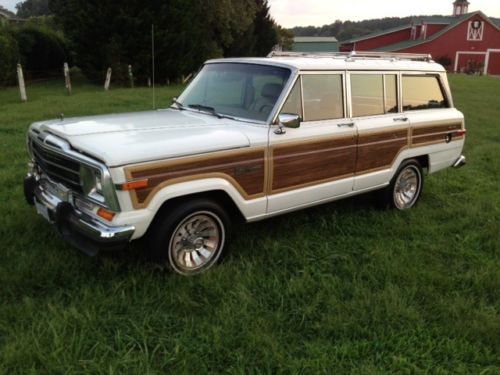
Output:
[
  {"left": 467, "top": 20, "right": 484, "bottom": 41},
  {"left": 402, "top": 75, "right": 448, "bottom": 111}
]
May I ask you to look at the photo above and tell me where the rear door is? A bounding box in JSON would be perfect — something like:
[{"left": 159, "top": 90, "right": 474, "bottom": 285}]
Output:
[
  {"left": 350, "top": 72, "right": 410, "bottom": 190},
  {"left": 267, "top": 71, "right": 358, "bottom": 213}
]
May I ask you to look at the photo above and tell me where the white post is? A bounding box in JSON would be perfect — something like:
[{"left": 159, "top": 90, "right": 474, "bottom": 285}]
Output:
[
  {"left": 17, "top": 64, "right": 27, "bottom": 102},
  {"left": 64, "top": 62, "right": 72, "bottom": 95},
  {"left": 104, "top": 68, "right": 112, "bottom": 90},
  {"left": 128, "top": 65, "right": 134, "bottom": 88}
]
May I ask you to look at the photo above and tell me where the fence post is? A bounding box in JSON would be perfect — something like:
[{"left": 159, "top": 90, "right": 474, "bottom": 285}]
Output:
[
  {"left": 128, "top": 65, "right": 134, "bottom": 88},
  {"left": 17, "top": 64, "right": 27, "bottom": 102},
  {"left": 64, "top": 62, "right": 72, "bottom": 95},
  {"left": 104, "top": 68, "right": 112, "bottom": 90}
]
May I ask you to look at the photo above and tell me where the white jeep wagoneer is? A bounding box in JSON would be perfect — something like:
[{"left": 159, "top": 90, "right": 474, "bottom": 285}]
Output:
[{"left": 24, "top": 51, "right": 466, "bottom": 275}]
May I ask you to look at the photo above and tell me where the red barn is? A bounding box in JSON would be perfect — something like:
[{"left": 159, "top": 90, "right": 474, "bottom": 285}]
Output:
[{"left": 340, "top": 1, "right": 500, "bottom": 75}]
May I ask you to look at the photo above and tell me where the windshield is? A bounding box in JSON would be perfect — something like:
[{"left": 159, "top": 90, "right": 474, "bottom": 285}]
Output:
[{"left": 177, "top": 63, "right": 292, "bottom": 122}]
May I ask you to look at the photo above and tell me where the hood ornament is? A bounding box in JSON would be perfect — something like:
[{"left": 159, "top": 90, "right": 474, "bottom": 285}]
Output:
[{"left": 59, "top": 113, "right": 65, "bottom": 121}]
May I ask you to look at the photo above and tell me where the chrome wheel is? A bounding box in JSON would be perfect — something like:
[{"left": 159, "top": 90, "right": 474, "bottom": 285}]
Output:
[
  {"left": 393, "top": 166, "right": 421, "bottom": 209},
  {"left": 168, "top": 211, "right": 224, "bottom": 274}
]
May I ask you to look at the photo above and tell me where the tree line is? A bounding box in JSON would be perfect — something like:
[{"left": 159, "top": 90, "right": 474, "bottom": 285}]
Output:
[
  {"left": 0, "top": 0, "right": 291, "bottom": 86},
  {"left": 290, "top": 15, "right": 453, "bottom": 41}
]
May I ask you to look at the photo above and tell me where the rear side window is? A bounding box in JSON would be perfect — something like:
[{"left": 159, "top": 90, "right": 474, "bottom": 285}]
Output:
[
  {"left": 402, "top": 75, "right": 448, "bottom": 111},
  {"left": 350, "top": 74, "right": 398, "bottom": 117},
  {"left": 302, "top": 74, "right": 344, "bottom": 121}
]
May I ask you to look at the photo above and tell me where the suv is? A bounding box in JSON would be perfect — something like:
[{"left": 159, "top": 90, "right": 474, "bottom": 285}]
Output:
[{"left": 24, "top": 51, "right": 466, "bottom": 275}]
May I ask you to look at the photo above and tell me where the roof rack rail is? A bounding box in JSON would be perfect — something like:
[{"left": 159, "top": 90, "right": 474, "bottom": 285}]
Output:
[{"left": 267, "top": 50, "right": 433, "bottom": 62}]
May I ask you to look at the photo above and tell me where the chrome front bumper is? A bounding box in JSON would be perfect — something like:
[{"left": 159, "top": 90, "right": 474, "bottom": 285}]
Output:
[{"left": 24, "top": 175, "right": 135, "bottom": 256}]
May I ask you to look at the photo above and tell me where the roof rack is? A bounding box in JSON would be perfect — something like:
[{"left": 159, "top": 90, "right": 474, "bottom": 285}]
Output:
[{"left": 267, "top": 51, "right": 433, "bottom": 62}]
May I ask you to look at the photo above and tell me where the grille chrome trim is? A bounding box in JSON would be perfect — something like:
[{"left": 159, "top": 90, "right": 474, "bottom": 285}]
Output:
[{"left": 28, "top": 130, "right": 121, "bottom": 211}]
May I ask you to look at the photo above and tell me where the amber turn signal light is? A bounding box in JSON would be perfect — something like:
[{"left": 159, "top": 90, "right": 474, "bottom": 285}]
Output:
[
  {"left": 97, "top": 208, "right": 116, "bottom": 221},
  {"left": 119, "top": 179, "right": 149, "bottom": 191}
]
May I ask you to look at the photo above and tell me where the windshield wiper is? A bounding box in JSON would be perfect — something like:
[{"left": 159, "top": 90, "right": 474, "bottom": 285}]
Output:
[
  {"left": 187, "top": 104, "right": 238, "bottom": 121},
  {"left": 188, "top": 104, "right": 217, "bottom": 114}
]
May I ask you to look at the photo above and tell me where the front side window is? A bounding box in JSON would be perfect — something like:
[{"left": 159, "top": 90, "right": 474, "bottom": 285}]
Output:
[
  {"left": 351, "top": 74, "right": 398, "bottom": 117},
  {"left": 280, "top": 78, "right": 303, "bottom": 118},
  {"left": 302, "top": 74, "right": 344, "bottom": 121},
  {"left": 402, "top": 75, "right": 447, "bottom": 111},
  {"left": 178, "top": 63, "right": 291, "bottom": 122}
]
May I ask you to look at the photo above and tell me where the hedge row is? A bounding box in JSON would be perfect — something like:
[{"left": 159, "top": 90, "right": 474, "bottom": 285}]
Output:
[{"left": 0, "top": 22, "right": 69, "bottom": 86}]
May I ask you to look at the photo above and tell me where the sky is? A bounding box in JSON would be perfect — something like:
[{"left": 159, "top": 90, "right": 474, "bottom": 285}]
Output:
[
  {"left": 268, "top": 0, "right": 500, "bottom": 27},
  {"left": 1, "top": 0, "right": 500, "bottom": 27}
]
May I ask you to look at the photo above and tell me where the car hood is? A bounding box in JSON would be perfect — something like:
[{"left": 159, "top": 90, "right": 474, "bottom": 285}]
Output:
[{"left": 32, "top": 109, "right": 253, "bottom": 166}]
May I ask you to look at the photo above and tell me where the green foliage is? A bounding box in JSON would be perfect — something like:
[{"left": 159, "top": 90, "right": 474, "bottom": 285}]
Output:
[
  {"left": 0, "top": 76, "right": 498, "bottom": 372},
  {"left": 290, "top": 15, "right": 453, "bottom": 41},
  {"left": 15, "top": 0, "right": 51, "bottom": 18},
  {"left": 49, "top": 0, "right": 278, "bottom": 84},
  {"left": 0, "top": 26, "right": 20, "bottom": 86},
  {"left": 12, "top": 24, "right": 69, "bottom": 78},
  {"left": 276, "top": 25, "right": 294, "bottom": 51}
]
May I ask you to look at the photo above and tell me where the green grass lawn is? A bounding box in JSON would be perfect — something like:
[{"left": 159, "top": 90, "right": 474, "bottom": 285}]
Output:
[{"left": 0, "top": 75, "right": 498, "bottom": 373}]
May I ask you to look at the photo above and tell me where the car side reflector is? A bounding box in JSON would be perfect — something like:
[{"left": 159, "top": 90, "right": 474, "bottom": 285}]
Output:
[{"left": 119, "top": 179, "right": 149, "bottom": 191}]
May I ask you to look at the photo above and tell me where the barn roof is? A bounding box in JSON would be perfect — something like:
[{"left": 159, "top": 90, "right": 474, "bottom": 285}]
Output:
[
  {"left": 294, "top": 37, "right": 338, "bottom": 43},
  {"left": 369, "top": 11, "right": 499, "bottom": 52},
  {"left": 342, "top": 25, "right": 411, "bottom": 44},
  {"left": 342, "top": 11, "right": 499, "bottom": 46}
]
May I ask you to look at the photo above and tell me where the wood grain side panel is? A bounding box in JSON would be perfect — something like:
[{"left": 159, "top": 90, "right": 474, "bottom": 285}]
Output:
[
  {"left": 356, "top": 129, "right": 408, "bottom": 173},
  {"left": 272, "top": 136, "right": 356, "bottom": 192},
  {"left": 412, "top": 123, "right": 462, "bottom": 136},
  {"left": 412, "top": 123, "right": 464, "bottom": 147},
  {"left": 127, "top": 149, "right": 266, "bottom": 207}
]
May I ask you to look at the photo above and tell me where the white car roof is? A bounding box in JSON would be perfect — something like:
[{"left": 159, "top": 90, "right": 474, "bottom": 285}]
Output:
[{"left": 207, "top": 53, "right": 446, "bottom": 73}]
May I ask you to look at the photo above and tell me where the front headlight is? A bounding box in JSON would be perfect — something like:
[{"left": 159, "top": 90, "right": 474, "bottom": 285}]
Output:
[{"left": 80, "top": 165, "right": 104, "bottom": 198}]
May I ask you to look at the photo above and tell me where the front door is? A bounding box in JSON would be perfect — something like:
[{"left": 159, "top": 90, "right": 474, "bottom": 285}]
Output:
[{"left": 267, "top": 72, "right": 357, "bottom": 214}]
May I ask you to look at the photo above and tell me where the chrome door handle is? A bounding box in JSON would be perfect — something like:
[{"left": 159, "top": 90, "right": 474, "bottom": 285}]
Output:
[
  {"left": 393, "top": 117, "right": 408, "bottom": 122},
  {"left": 338, "top": 122, "right": 355, "bottom": 128}
]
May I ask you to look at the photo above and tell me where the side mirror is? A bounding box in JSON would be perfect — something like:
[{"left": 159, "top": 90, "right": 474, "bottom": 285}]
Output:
[{"left": 274, "top": 113, "right": 301, "bottom": 135}]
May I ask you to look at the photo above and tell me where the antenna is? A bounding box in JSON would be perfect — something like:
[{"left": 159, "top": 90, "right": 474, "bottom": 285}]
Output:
[{"left": 152, "top": 24, "right": 156, "bottom": 110}]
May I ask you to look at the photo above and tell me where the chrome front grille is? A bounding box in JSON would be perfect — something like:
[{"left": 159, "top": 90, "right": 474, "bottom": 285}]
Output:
[{"left": 30, "top": 137, "right": 82, "bottom": 193}]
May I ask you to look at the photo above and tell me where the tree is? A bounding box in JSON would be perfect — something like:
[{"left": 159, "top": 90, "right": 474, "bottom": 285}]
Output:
[
  {"left": 50, "top": 0, "right": 263, "bottom": 84},
  {"left": 16, "top": 0, "right": 51, "bottom": 18}
]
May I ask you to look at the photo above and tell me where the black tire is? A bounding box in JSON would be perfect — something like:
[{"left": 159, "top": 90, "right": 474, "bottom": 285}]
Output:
[
  {"left": 379, "top": 159, "right": 424, "bottom": 210},
  {"left": 145, "top": 199, "right": 231, "bottom": 275}
]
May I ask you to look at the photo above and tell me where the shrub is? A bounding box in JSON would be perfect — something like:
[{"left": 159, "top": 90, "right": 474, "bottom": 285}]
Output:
[
  {"left": 13, "top": 25, "right": 69, "bottom": 79},
  {"left": 0, "top": 28, "right": 20, "bottom": 86}
]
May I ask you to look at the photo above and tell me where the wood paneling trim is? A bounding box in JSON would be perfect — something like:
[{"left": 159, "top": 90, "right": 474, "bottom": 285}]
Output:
[
  {"left": 270, "top": 135, "right": 357, "bottom": 193},
  {"left": 125, "top": 148, "right": 267, "bottom": 209},
  {"left": 123, "top": 122, "right": 465, "bottom": 209},
  {"left": 411, "top": 122, "right": 464, "bottom": 147},
  {"left": 355, "top": 127, "right": 409, "bottom": 173}
]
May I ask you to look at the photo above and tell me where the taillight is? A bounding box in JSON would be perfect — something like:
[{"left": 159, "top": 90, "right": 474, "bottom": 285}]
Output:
[{"left": 456, "top": 129, "right": 467, "bottom": 136}]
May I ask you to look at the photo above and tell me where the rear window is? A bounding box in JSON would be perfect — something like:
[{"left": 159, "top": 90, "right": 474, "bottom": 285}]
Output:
[
  {"left": 402, "top": 75, "right": 448, "bottom": 111},
  {"left": 351, "top": 74, "right": 398, "bottom": 117}
]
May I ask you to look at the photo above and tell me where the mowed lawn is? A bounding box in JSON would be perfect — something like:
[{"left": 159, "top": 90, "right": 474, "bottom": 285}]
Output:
[{"left": 0, "top": 75, "right": 498, "bottom": 374}]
